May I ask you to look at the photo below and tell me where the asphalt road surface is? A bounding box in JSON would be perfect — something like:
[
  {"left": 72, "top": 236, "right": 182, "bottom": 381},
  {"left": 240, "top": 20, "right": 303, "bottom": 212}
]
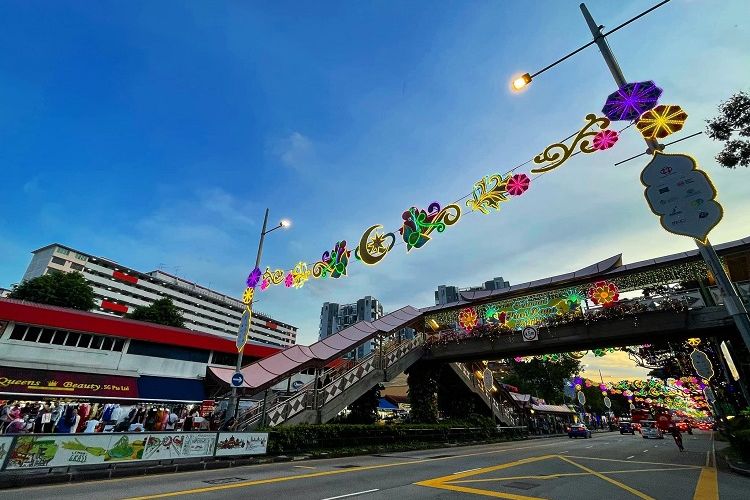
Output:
[{"left": 1, "top": 430, "right": 746, "bottom": 499}]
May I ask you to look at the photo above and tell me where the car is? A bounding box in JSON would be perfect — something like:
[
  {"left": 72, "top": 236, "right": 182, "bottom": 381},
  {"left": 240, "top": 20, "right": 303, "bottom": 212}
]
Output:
[
  {"left": 619, "top": 422, "right": 635, "bottom": 435},
  {"left": 568, "top": 424, "right": 592, "bottom": 439},
  {"left": 641, "top": 420, "right": 663, "bottom": 439}
]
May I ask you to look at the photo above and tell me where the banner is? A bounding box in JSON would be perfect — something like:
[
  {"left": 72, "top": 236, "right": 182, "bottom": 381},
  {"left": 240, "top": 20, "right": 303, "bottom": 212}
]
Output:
[
  {"left": 0, "top": 366, "right": 138, "bottom": 399},
  {"left": 0, "top": 436, "right": 13, "bottom": 467},
  {"left": 141, "top": 433, "right": 216, "bottom": 460},
  {"left": 4, "top": 434, "right": 147, "bottom": 469},
  {"left": 215, "top": 432, "right": 269, "bottom": 457}
]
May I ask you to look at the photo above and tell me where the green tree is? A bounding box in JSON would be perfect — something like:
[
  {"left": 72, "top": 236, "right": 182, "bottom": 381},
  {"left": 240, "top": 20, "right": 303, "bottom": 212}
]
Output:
[
  {"left": 9, "top": 271, "right": 95, "bottom": 311},
  {"left": 706, "top": 91, "right": 750, "bottom": 168},
  {"left": 499, "top": 357, "right": 581, "bottom": 404},
  {"left": 407, "top": 361, "right": 440, "bottom": 423},
  {"left": 126, "top": 298, "right": 185, "bottom": 328},
  {"left": 345, "top": 386, "right": 380, "bottom": 424}
]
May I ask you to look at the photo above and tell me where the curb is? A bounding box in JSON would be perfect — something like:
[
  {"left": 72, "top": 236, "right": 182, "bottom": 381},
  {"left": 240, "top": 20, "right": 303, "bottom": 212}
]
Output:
[{"left": 726, "top": 458, "right": 750, "bottom": 477}]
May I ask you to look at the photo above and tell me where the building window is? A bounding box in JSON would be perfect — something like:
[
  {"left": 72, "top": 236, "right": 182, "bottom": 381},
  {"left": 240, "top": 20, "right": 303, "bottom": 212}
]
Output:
[
  {"left": 39, "top": 328, "right": 54, "bottom": 343},
  {"left": 70, "top": 263, "right": 84, "bottom": 271},
  {"left": 51, "top": 331, "right": 66, "bottom": 345},
  {"left": 51, "top": 256, "right": 67, "bottom": 266},
  {"left": 64, "top": 332, "right": 80, "bottom": 347},
  {"left": 127, "top": 340, "right": 209, "bottom": 363},
  {"left": 78, "top": 334, "right": 93, "bottom": 348},
  {"left": 24, "top": 327, "right": 41, "bottom": 342},
  {"left": 211, "top": 351, "right": 238, "bottom": 367},
  {"left": 73, "top": 253, "right": 88, "bottom": 261},
  {"left": 9, "top": 324, "right": 26, "bottom": 340},
  {"left": 56, "top": 247, "right": 70, "bottom": 256}
]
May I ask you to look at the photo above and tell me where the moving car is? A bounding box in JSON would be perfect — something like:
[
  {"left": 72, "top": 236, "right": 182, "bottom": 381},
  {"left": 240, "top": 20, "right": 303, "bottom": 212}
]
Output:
[
  {"left": 619, "top": 421, "right": 635, "bottom": 435},
  {"left": 641, "top": 420, "right": 663, "bottom": 439},
  {"left": 568, "top": 424, "right": 592, "bottom": 439}
]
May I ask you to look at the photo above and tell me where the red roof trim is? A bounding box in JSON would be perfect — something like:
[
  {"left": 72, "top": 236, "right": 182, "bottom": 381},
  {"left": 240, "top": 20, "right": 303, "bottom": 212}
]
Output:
[{"left": 0, "top": 298, "right": 281, "bottom": 359}]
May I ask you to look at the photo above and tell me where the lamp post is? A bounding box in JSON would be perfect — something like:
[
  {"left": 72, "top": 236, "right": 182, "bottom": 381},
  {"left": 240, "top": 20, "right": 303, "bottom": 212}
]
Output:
[
  {"left": 227, "top": 208, "right": 290, "bottom": 422},
  {"left": 510, "top": 1, "right": 750, "bottom": 353}
]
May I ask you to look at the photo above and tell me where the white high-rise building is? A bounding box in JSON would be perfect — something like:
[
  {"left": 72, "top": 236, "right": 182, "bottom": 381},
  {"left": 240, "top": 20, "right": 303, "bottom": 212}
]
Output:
[{"left": 20, "top": 244, "right": 298, "bottom": 348}]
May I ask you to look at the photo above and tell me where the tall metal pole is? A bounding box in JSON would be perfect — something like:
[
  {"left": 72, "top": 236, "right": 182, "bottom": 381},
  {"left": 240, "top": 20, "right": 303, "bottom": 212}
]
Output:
[
  {"left": 227, "top": 208, "right": 270, "bottom": 421},
  {"left": 580, "top": 3, "right": 750, "bottom": 353}
]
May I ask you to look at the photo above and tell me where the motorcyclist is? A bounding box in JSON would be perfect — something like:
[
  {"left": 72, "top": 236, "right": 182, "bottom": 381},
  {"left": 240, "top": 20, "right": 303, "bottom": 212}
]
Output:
[{"left": 670, "top": 425, "right": 684, "bottom": 452}]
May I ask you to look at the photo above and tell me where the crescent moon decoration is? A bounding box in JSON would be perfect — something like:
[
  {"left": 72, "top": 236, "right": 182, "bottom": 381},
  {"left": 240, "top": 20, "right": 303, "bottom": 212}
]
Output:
[
  {"left": 355, "top": 225, "right": 396, "bottom": 266},
  {"left": 399, "top": 202, "right": 461, "bottom": 252},
  {"left": 531, "top": 114, "right": 611, "bottom": 174},
  {"left": 312, "top": 241, "right": 351, "bottom": 279}
]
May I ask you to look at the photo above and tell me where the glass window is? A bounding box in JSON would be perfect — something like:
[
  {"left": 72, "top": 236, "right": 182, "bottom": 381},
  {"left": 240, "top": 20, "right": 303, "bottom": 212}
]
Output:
[
  {"left": 112, "top": 339, "right": 125, "bottom": 352},
  {"left": 51, "top": 256, "right": 67, "bottom": 266},
  {"left": 24, "top": 327, "right": 41, "bottom": 342},
  {"left": 38, "top": 328, "right": 55, "bottom": 343},
  {"left": 56, "top": 247, "right": 70, "bottom": 255},
  {"left": 101, "top": 338, "right": 114, "bottom": 350},
  {"left": 64, "top": 332, "right": 80, "bottom": 347},
  {"left": 90, "top": 336, "right": 103, "bottom": 349},
  {"left": 51, "top": 331, "right": 66, "bottom": 345},
  {"left": 9, "top": 324, "right": 26, "bottom": 340},
  {"left": 127, "top": 340, "right": 209, "bottom": 363},
  {"left": 70, "top": 263, "right": 84, "bottom": 271},
  {"left": 78, "top": 334, "right": 93, "bottom": 348},
  {"left": 74, "top": 253, "right": 88, "bottom": 261}
]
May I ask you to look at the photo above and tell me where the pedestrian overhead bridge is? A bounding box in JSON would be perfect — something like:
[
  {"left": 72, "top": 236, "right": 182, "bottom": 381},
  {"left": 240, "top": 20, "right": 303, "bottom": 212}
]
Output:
[{"left": 208, "top": 236, "right": 750, "bottom": 429}]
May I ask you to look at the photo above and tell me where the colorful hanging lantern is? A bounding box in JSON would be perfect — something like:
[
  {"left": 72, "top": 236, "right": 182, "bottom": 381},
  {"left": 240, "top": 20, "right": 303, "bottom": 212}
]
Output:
[
  {"left": 602, "top": 80, "right": 662, "bottom": 121},
  {"left": 592, "top": 129, "right": 619, "bottom": 150},
  {"left": 587, "top": 280, "right": 620, "bottom": 308},
  {"left": 636, "top": 104, "right": 687, "bottom": 139},
  {"left": 458, "top": 307, "right": 479, "bottom": 332},
  {"left": 506, "top": 173, "right": 531, "bottom": 196}
]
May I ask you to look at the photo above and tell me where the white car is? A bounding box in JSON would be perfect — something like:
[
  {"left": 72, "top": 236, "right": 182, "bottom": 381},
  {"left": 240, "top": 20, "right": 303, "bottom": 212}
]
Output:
[{"left": 640, "top": 420, "right": 663, "bottom": 439}]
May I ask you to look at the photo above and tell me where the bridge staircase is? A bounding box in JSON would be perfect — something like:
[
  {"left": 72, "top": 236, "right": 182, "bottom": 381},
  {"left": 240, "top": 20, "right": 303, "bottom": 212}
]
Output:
[{"left": 448, "top": 362, "right": 520, "bottom": 426}]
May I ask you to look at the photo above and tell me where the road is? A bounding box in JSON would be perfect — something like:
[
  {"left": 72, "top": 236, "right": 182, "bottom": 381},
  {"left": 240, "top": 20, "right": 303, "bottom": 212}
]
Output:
[{"left": 1, "top": 430, "right": 746, "bottom": 499}]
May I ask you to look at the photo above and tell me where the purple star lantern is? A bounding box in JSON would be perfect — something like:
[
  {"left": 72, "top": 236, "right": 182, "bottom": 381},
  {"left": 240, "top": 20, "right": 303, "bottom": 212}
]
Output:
[
  {"left": 601, "top": 80, "right": 662, "bottom": 121},
  {"left": 246, "top": 267, "right": 262, "bottom": 288}
]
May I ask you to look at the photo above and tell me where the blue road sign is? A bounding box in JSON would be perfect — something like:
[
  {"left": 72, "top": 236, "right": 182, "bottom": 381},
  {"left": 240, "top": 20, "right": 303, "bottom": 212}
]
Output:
[{"left": 231, "top": 372, "right": 244, "bottom": 387}]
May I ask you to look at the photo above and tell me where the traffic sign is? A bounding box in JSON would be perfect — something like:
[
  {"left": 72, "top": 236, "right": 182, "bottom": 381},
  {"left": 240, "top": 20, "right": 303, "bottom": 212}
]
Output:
[
  {"left": 604, "top": 396, "right": 612, "bottom": 409},
  {"left": 236, "top": 310, "right": 251, "bottom": 351},
  {"left": 522, "top": 326, "right": 539, "bottom": 342},
  {"left": 231, "top": 372, "right": 244, "bottom": 387},
  {"left": 641, "top": 151, "right": 723, "bottom": 242}
]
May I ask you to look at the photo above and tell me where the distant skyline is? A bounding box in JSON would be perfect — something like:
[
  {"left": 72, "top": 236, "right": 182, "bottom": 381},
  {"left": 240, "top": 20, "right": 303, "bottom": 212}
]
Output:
[{"left": 3, "top": 1, "right": 749, "bottom": 380}]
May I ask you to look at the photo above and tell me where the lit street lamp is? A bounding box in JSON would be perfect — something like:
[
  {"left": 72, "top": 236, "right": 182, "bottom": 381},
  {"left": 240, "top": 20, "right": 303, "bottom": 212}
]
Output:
[
  {"left": 227, "top": 208, "right": 290, "bottom": 423},
  {"left": 510, "top": 1, "right": 750, "bottom": 354}
]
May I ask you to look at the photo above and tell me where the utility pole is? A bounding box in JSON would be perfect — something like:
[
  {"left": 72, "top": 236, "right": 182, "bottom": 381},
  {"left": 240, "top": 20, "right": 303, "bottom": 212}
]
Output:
[{"left": 580, "top": 3, "right": 750, "bottom": 354}]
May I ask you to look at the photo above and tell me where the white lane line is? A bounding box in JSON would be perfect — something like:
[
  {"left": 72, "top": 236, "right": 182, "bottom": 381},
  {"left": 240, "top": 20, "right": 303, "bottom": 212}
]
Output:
[
  {"left": 322, "top": 489, "right": 379, "bottom": 500},
  {"left": 643, "top": 450, "right": 648, "bottom": 453},
  {"left": 453, "top": 468, "right": 481, "bottom": 474},
  {"left": 585, "top": 445, "right": 593, "bottom": 448},
  {"left": 561, "top": 451, "right": 568, "bottom": 454},
  {"left": 626, "top": 455, "right": 635, "bottom": 459},
  {"left": 293, "top": 465, "right": 317, "bottom": 469}
]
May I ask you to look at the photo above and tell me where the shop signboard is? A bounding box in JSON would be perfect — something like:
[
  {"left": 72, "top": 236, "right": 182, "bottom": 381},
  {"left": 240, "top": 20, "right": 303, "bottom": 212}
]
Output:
[
  {"left": 0, "top": 366, "right": 138, "bottom": 399},
  {"left": 4, "top": 434, "right": 148, "bottom": 469},
  {"left": 141, "top": 433, "right": 216, "bottom": 460},
  {"left": 215, "top": 432, "right": 269, "bottom": 457}
]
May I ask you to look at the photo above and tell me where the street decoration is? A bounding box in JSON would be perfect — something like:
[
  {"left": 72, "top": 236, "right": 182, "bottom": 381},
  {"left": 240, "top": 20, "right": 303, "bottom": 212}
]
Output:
[
  {"left": 355, "top": 225, "right": 395, "bottom": 266},
  {"left": 587, "top": 280, "right": 620, "bottom": 307},
  {"left": 636, "top": 104, "right": 687, "bottom": 140},
  {"left": 261, "top": 267, "right": 285, "bottom": 286},
  {"left": 400, "top": 202, "right": 461, "bottom": 252},
  {"left": 467, "top": 174, "right": 510, "bottom": 214},
  {"left": 690, "top": 348, "right": 715, "bottom": 381},
  {"left": 312, "top": 241, "right": 351, "bottom": 279},
  {"left": 601, "top": 80, "right": 663, "bottom": 121},
  {"left": 236, "top": 309, "right": 251, "bottom": 351},
  {"left": 284, "top": 273, "right": 294, "bottom": 288},
  {"left": 531, "top": 114, "right": 611, "bottom": 173},
  {"left": 641, "top": 151, "right": 723, "bottom": 242},
  {"left": 290, "top": 262, "right": 311, "bottom": 289},
  {"left": 260, "top": 279, "right": 269, "bottom": 291},
  {"left": 592, "top": 129, "right": 619, "bottom": 150},
  {"left": 458, "top": 307, "right": 479, "bottom": 332},
  {"left": 246, "top": 267, "right": 261, "bottom": 288},
  {"left": 506, "top": 173, "right": 531, "bottom": 196},
  {"left": 241, "top": 287, "right": 254, "bottom": 308},
  {"left": 686, "top": 337, "right": 702, "bottom": 347}
]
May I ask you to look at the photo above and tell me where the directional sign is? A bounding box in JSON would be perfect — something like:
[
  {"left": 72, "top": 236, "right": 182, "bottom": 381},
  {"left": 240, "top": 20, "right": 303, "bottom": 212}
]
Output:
[
  {"left": 522, "top": 326, "right": 539, "bottom": 342},
  {"left": 604, "top": 396, "right": 612, "bottom": 409},
  {"left": 236, "top": 310, "right": 251, "bottom": 351},
  {"left": 292, "top": 380, "right": 304, "bottom": 390},
  {"left": 483, "top": 369, "right": 494, "bottom": 391},
  {"left": 577, "top": 391, "right": 586, "bottom": 405},
  {"left": 231, "top": 372, "right": 244, "bottom": 387},
  {"left": 690, "top": 348, "right": 715, "bottom": 381},
  {"left": 641, "top": 151, "right": 723, "bottom": 242}
]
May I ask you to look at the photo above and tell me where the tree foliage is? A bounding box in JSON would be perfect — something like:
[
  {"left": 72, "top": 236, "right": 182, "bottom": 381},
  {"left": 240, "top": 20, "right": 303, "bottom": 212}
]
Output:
[
  {"left": 344, "top": 386, "right": 380, "bottom": 424},
  {"left": 9, "top": 272, "right": 95, "bottom": 311},
  {"left": 126, "top": 298, "right": 185, "bottom": 328},
  {"left": 706, "top": 91, "right": 750, "bottom": 168},
  {"left": 407, "top": 362, "right": 440, "bottom": 423},
  {"left": 498, "top": 358, "right": 581, "bottom": 404}
]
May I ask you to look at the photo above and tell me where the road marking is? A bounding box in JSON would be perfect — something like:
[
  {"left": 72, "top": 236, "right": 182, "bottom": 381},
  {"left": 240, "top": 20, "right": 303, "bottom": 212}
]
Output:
[
  {"left": 123, "top": 441, "right": 565, "bottom": 499},
  {"left": 294, "top": 465, "right": 317, "bottom": 469},
  {"left": 454, "top": 468, "right": 481, "bottom": 474},
  {"left": 626, "top": 456, "right": 635, "bottom": 459},
  {"left": 558, "top": 456, "right": 655, "bottom": 500},
  {"left": 563, "top": 455, "right": 700, "bottom": 468},
  {"left": 692, "top": 432, "right": 718, "bottom": 500},
  {"left": 585, "top": 445, "right": 593, "bottom": 448},
  {"left": 643, "top": 450, "right": 648, "bottom": 453},
  {"left": 450, "top": 467, "right": 700, "bottom": 484},
  {"left": 322, "top": 489, "right": 379, "bottom": 500}
]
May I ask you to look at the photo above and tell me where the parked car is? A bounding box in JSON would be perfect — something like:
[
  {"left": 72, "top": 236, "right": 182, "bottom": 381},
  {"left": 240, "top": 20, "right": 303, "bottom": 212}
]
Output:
[
  {"left": 568, "top": 424, "right": 592, "bottom": 439},
  {"left": 619, "top": 421, "right": 635, "bottom": 435},
  {"left": 641, "top": 420, "right": 663, "bottom": 439}
]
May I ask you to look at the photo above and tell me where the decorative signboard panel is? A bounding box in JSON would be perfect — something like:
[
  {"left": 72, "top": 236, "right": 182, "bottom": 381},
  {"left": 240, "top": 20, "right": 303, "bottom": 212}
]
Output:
[{"left": 215, "top": 432, "right": 269, "bottom": 456}]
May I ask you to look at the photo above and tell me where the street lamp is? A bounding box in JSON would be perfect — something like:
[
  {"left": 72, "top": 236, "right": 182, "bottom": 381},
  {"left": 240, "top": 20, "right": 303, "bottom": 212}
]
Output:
[
  {"left": 511, "top": 73, "right": 532, "bottom": 91},
  {"left": 227, "top": 208, "right": 290, "bottom": 423},
  {"left": 508, "top": 1, "right": 750, "bottom": 354}
]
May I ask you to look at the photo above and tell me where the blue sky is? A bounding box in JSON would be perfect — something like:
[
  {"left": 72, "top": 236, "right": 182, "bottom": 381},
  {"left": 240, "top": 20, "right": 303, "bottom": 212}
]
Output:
[{"left": 2, "top": 1, "right": 749, "bottom": 379}]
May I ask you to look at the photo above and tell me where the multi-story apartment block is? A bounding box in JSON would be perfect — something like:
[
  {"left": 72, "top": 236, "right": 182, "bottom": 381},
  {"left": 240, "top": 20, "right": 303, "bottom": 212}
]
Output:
[
  {"left": 20, "top": 244, "right": 298, "bottom": 348},
  {"left": 434, "top": 277, "right": 510, "bottom": 305},
  {"left": 319, "top": 296, "right": 383, "bottom": 358}
]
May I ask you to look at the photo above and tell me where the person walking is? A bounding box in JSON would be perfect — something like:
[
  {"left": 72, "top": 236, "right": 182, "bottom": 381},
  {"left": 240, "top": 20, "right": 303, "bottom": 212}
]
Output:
[{"left": 670, "top": 425, "right": 684, "bottom": 452}]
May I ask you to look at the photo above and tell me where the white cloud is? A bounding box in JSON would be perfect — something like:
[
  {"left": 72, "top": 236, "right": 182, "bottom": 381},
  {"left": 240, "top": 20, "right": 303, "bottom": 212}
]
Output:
[{"left": 274, "top": 131, "right": 314, "bottom": 170}]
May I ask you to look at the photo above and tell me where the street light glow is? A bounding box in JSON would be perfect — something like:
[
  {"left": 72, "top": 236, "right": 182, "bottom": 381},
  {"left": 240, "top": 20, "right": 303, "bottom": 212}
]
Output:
[
  {"left": 511, "top": 73, "right": 532, "bottom": 91},
  {"left": 280, "top": 219, "right": 291, "bottom": 228}
]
